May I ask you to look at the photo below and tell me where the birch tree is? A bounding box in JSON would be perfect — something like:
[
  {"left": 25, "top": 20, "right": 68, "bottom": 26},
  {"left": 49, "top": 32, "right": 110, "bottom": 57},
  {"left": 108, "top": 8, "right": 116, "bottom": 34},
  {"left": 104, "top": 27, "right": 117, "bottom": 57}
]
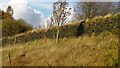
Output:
[{"left": 50, "top": 0, "right": 71, "bottom": 42}]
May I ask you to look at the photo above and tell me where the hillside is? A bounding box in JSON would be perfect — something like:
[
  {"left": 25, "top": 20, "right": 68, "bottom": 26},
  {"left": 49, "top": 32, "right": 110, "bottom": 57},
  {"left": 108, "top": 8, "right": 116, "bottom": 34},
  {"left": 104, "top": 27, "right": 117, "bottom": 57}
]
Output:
[
  {"left": 2, "top": 13, "right": 120, "bottom": 45},
  {"left": 1, "top": 13, "right": 120, "bottom": 66},
  {"left": 2, "top": 31, "right": 119, "bottom": 66}
]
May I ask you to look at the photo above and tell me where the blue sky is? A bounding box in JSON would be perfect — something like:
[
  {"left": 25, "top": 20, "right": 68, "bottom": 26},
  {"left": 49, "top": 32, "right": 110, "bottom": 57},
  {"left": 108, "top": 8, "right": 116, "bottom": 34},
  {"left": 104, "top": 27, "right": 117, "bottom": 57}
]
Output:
[
  {"left": 28, "top": 2, "right": 75, "bottom": 18},
  {"left": 0, "top": 0, "right": 76, "bottom": 27},
  {"left": 0, "top": 0, "right": 120, "bottom": 27},
  {"left": 1, "top": 0, "right": 119, "bottom": 17},
  {"left": 28, "top": 2, "right": 53, "bottom": 18},
  {"left": 0, "top": 0, "right": 75, "bottom": 18}
]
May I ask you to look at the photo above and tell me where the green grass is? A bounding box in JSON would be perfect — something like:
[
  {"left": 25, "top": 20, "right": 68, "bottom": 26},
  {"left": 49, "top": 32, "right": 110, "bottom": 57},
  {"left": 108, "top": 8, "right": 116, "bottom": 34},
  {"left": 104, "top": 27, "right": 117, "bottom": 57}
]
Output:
[
  {"left": 2, "top": 13, "right": 120, "bottom": 45},
  {"left": 2, "top": 31, "right": 119, "bottom": 66}
]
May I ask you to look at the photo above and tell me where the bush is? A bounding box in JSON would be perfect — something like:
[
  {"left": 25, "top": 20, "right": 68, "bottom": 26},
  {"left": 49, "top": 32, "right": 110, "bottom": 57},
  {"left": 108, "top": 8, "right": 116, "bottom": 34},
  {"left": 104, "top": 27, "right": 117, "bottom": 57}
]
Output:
[
  {"left": 2, "top": 13, "right": 120, "bottom": 45},
  {"left": 2, "top": 19, "right": 33, "bottom": 37}
]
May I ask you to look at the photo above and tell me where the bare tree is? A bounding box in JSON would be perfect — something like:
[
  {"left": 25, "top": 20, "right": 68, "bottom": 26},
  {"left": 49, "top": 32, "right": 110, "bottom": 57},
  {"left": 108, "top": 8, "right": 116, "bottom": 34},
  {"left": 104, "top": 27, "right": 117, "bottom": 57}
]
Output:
[
  {"left": 6, "top": 5, "right": 14, "bottom": 17},
  {"left": 75, "top": 2, "right": 119, "bottom": 20},
  {"left": 50, "top": 0, "right": 71, "bottom": 42}
]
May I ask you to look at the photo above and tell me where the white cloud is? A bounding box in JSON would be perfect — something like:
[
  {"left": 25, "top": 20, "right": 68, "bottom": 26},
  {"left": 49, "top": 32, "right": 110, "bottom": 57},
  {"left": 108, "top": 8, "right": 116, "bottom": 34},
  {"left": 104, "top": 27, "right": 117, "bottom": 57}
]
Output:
[
  {"left": 0, "top": 0, "right": 45, "bottom": 27},
  {"left": 0, "top": 2, "right": 7, "bottom": 11},
  {"left": 45, "top": 7, "right": 76, "bottom": 28},
  {"left": 68, "top": 11, "right": 78, "bottom": 22}
]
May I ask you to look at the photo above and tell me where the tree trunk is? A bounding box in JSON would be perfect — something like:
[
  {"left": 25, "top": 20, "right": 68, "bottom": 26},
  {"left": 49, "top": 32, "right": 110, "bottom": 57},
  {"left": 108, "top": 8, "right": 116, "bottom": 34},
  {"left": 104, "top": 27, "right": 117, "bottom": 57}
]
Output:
[{"left": 56, "top": 29, "right": 60, "bottom": 43}]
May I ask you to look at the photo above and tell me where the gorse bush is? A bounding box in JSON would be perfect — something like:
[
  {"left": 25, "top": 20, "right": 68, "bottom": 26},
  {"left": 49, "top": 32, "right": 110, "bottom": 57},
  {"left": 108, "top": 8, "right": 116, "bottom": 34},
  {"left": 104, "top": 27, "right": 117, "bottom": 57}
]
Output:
[{"left": 2, "top": 19, "right": 33, "bottom": 37}]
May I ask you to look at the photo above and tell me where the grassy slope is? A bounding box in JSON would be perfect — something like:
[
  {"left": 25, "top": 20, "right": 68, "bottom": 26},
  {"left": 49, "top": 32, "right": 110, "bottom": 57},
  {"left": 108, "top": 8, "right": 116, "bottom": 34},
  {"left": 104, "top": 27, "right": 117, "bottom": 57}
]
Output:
[{"left": 2, "top": 31, "right": 118, "bottom": 66}]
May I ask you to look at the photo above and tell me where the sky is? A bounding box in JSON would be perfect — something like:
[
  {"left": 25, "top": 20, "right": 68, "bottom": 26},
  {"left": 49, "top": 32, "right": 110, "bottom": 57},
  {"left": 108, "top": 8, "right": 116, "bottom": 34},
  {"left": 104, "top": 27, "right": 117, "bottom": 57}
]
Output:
[
  {"left": 0, "top": 0, "right": 54, "bottom": 27},
  {"left": 0, "top": 0, "right": 120, "bottom": 28},
  {"left": 0, "top": 0, "right": 76, "bottom": 27}
]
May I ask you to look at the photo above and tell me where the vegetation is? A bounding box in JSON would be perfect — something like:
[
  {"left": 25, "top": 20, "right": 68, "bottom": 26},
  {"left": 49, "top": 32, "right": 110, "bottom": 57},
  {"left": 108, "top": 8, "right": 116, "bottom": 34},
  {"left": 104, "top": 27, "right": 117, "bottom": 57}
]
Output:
[
  {"left": 2, "top": 31, "right": 119, "bottom": 66},
  {"left": 1, "top": 2, "right": 120, "bottom": 66},
  {"left": 75, "top": 2, "right": 119, "bottom": 20},
  {"left": 1, "top": 13, "right": 119, "bottom": 66},
  {"left": 1, "top": 6, "right": 14, "bottom": 19},
  {"left": 49, "top": 1, "right": 71, "bottom": 42},
  {"left": 2, "top": 19, "right": 33, "bottom": 37},
  {"left": 0, "top": 6, "right": 33, "bottom": 37},
  {"left": 0, "top": 9, "right": 1, "bottom": 24},
  {"left": 2, "top": 13, "right": 119, "bottom": 45}
]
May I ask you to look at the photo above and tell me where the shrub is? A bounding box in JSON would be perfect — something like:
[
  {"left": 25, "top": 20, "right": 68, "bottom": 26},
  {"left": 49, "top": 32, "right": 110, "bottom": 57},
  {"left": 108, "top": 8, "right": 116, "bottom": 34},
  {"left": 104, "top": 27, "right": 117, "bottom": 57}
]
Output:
[
  {"left": 2, "top": 19, "right": 33, "bottom": 37},
  {"left": 2, "top": 13, "right": 120, "bottom": 45}
]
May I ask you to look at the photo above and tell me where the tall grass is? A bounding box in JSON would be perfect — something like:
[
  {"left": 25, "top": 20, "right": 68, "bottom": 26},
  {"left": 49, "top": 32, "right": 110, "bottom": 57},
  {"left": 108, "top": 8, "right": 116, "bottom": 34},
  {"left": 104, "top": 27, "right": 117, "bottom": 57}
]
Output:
[
  {"left": 2, "top": 13, "right": 120, "bottom": 45},
  {"left": 2, "top": 31, "right": 119, "bottom": 66}
]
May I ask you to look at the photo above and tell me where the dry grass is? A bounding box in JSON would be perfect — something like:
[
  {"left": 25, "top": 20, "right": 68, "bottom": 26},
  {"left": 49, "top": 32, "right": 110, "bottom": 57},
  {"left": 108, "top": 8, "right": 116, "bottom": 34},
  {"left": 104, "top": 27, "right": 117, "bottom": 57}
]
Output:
[
  {"left": 2, "top": 31, "right": 119, "bottom": 66},
  {"left": 2, "top": 13, "right": 119, "bottom": 45}
]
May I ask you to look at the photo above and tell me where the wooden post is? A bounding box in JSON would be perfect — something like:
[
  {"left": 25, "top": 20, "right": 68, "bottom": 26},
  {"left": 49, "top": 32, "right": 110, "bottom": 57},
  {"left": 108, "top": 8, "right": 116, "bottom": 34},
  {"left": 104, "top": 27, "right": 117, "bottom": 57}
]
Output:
[
  {"left": 8, "top": 52, "right": 11, "bottom": 66},
  {"left": 8, "top": 45, "right": 11, "bottom": 67},
  {"left": 56, "top": 29, "right": 60, "bottom": 43},
  {"left": 14, "top": 36, "right": 16, "bottom": 45}
]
